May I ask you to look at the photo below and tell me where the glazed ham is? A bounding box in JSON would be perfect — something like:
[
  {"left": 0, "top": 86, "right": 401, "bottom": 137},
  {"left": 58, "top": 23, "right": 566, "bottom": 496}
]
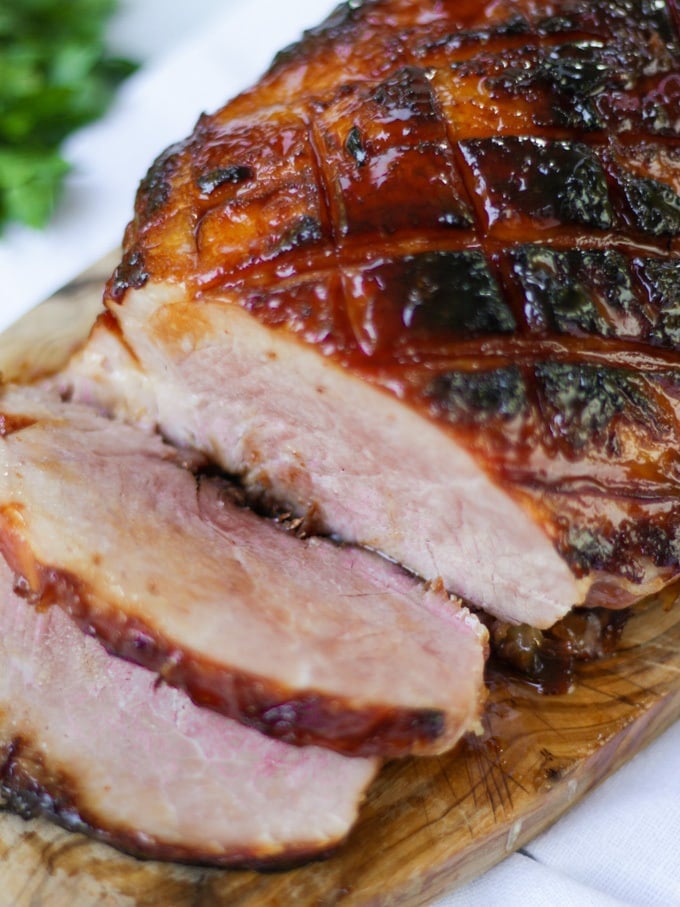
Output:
[
  {"left": 0, "top": 385, "right": 486, "bottom": 759},
  {"left": 0, "top": 555, "right": 379, "bottom": 865},
  {"left": 64, "top": 0, "right": 680, "bottom": 628}
]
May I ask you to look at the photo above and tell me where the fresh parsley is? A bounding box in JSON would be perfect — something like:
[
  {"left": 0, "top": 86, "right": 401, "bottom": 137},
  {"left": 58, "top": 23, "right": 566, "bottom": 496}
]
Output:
[{"left": 0, "top": 0, "right": 137, "bottom": 230}]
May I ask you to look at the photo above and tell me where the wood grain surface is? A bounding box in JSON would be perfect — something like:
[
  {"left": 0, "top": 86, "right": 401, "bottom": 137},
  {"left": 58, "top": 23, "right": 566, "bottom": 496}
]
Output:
[{"left": 0, "top": 261, "right": 678, "bottom": 907}]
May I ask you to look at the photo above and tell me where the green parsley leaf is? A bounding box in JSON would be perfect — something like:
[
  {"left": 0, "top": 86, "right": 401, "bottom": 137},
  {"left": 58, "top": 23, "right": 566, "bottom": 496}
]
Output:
[{"left": 0, "top": 0, "right": 137, "bottom": 231}]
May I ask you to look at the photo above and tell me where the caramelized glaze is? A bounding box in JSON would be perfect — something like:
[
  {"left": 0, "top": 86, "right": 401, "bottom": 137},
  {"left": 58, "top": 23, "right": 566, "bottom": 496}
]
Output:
[{"left": 108, "top": 0, "right": 680, "bottom": 600}]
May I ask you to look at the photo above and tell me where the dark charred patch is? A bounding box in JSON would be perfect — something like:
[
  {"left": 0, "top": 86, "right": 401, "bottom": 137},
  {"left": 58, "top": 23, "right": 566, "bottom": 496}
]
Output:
[
  {"left": 1, "top": 737, "right": 89, "bottom": 830},
  {"left": 486, "top": 42, "right": 612, "bottom": 130},
  {"left": 345, "top": 125, "right": 367, "bottom": 166},
  {"left": 637, "top": 0, "right": 679, "bottom": 45},
  {"left": 416, "top": 15, "right": 535, "bottom": 56},
  {"left": 107, "top": 249, "right": 149, "bottom": 302},
  {"left": 633, "top": 257, "right": 680, "bottom": 347},
  {"left": 536, "top": 14, "right": 580, "bottom": 35},
  {"left": 510, "top": 246, "right": 640, "bottom": 336},
  {"left": 270, "top": 215, "right": 324, "bottom": 255},
  {"left": 371, "top": 66, "right": 440, "bottom": 120},
  {"left": 534, "top": 43, "right": 611, "bottom": 129},
  {"left": 196, "top": 165, "right": 254, "bottom": 195},
  {"left": 397, "top": 251, "right": 514, "bottom": 336},
  {"left": 426, "top": 366, "right": 528, "bottom": 426},
  {"left": 563, "top": 514, "right": 680, "bottom": 582},
  {"left": 136, "top": 142, "right": 184, "bottom": 218},
  {"left": 344, "top": 251, "right": 514, "bottom": 356},
  {"left": 542, "top": 44, "right": 610, "bottom": 97},
  {"left": 512, "top": 247, "right": 609, "bottom": 335},
  {"left": 419, "top": 0, "right": 677, "bottom": 75},
  {"left": 620, "top": 173, "right": 680, "bottom": 236},
  {"left": 564, "top": 524, "right": 617, "bottom": 575},
  {"left": 546, "top": 0, "right": 679, "bottom": 46},
  {"left": 459, "top": 137, "right": 613, "bottom": 231},
  {"left": 534, "top": 362, "right": 665, "bottom": 453},
  {"left": 495, "top": 13, "right": 533, "bottom": 36}
]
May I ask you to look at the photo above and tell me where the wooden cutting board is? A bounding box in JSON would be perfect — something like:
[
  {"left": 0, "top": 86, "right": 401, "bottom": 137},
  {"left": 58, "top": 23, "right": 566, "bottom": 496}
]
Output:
[{"left": 0, "top": 256, "right": 678, "bottom": 907}]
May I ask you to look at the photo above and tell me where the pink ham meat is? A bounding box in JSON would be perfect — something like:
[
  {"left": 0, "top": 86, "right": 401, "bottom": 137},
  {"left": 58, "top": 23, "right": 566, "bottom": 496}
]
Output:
[
  {"left": 0, "top": 556, "right": 378, "bottom": 866},
  {"left": 0, "top": 385, "right": 487, "bottom": 759},
  {"left": 63, "top": 0, "right": 680, "bottom": 628}
]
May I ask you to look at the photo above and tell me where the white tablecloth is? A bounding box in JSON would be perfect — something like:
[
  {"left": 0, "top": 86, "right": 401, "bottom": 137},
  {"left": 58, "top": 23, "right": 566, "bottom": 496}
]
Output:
[{"left": 0, "top": 2, "right": 678, "bottom": 903}]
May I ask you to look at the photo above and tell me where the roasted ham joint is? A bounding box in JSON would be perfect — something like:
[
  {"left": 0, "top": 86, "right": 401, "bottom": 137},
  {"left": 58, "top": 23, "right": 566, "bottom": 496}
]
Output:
[{"left": 1, "top": 0, "right": 679, "bottom": 869}]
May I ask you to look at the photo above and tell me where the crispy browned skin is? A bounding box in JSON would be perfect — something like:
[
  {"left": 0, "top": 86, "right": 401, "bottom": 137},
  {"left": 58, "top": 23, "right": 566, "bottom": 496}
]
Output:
[{"left": 108, "top": 0, "right": 680, "bottom": 602}]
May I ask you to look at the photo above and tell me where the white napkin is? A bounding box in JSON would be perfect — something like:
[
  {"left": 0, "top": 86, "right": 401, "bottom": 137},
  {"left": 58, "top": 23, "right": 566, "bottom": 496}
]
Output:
[
  {"left": 0, "top": 2, "right": 677, "bottom": 904},
  {"left": 444, "top": 721, "right": 680, "bottom": 906}
]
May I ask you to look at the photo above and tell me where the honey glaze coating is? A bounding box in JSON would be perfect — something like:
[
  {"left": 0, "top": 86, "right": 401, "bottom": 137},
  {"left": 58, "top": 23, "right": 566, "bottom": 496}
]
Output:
[{"left": 108, "top": 0, "right": 680, "bottom": 601}]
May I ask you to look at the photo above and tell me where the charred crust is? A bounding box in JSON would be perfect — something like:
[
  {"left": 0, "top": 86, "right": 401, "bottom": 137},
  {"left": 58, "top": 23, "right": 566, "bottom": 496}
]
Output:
[
  {"left": 551, "top": 149, "right": 612, "bottom": 228},
  {"left": 136, "top": 142, "right": 184, "bottom": 219},
  {"left": 72, "top": 0, "right": 680, "bottom": 649},
  {"left": 345, "top": 251, "right": 515, "bottom": 356},
  {"left": 638, "top": 0, "right": 679, "bottom": 45},
  {"left": 1, "top": 738, "right": 89, "bottom": 833},
  {"left": 459, "top": 137, "right": 613, "bottom": 230},
  {"left": 485, "top": 43, "right": 612, "bottom": 130},
  {"left": 562, "top": 516, "right": 680, "bottom": 581},
  {"left": 107, "top": 249, "right": 149, "bottom": 302},
  {"left": 417, "top": 0, "right": 678, "bottom": 59},
  {"left": 345, "top": 125, "right": 367, "bottom": 167},
  {"left": 418, "top": 16, "right": 532, "bottom": 56},
  {"left": 633, "top": 257, "right": 680, "bottom": 347},
  {"left": 534, "top": 362, "right": 668, "bottom": 453},
  {"left": 563, "top": 525, "right": 617, "bottom": 575},
  {"left": 371, "top": 66, "right": 440, "bottom": 120},
  {"left": 270, "top": 215, "right": 324, "bottom": 255},
  {"left": 510, "top": 246, "right": 639, "bottom": 337},
  {"left": 396, "top": 251, "right": 515, "bottom": 338},
  {"left": 425, "top": 366, "right": 528, "bottom": 426},
  {"left": 196, "top": 165, "right": 254, "bottom": 195},
  {"left": 620, "top": 173, "right": 680, "bottom": 236}
]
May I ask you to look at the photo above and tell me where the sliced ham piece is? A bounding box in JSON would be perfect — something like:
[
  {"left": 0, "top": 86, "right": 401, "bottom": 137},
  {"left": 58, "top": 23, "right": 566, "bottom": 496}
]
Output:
[
  {"left": 0, "top": 385, "right": 487, "bottom": 759},
  {"left": 63, "top": 0, "right": 680, "bottom": 628},
  {"left": 0, "top": 556, "right": 379, "bottom": 866}
]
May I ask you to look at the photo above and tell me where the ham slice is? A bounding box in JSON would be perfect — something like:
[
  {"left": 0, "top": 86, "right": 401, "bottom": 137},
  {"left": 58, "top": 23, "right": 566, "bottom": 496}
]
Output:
[
  {"left": 0, "top": 385, "right": 487, "bottom": 759},
  {"left": 63, "top": 0, "right": 680, "bottom": 628},
  {"left": 0, "top": 556, "right": 378, "bottom": 866}
]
